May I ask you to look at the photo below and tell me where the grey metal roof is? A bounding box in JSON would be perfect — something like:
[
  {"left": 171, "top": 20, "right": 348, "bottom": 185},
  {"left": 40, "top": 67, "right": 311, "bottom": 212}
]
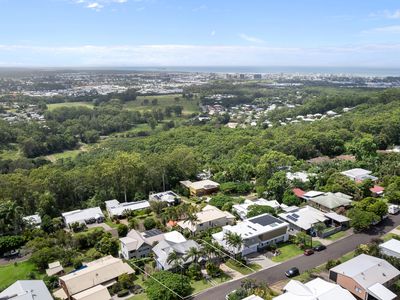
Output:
[{"left": 0, "top": 280, "right": 53, "bottom": 300}]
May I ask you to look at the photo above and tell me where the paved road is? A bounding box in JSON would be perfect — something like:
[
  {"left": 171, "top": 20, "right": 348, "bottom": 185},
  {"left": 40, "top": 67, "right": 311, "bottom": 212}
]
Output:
[{"left": 193, "top": 214, "right": 400, "bottom": 300}]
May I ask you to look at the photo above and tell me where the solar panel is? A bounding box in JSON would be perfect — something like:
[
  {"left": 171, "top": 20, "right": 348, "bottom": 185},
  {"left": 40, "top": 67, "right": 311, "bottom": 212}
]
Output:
[
  {"left": 292, "top": 213, "right": 300, "bottom": 218},
  {"left": 287, "top": 215, "right": 298, "bottom": 222}
]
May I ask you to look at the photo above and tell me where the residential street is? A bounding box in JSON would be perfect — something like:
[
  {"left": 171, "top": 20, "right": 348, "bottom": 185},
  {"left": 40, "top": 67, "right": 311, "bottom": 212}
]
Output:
[{"left": 193, "top": 214, "right": 400, "bottom": 300}]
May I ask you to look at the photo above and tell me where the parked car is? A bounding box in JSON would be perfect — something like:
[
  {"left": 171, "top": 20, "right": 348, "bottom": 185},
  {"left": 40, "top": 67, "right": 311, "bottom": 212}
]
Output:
[
  {"left": 304, "top": 249, "right": 314, "bottom": 256},
  {"left": 285, "top": 267, "right": 300, "bottom": 277},
  {"left": 313, "top": 245, "right": 326, "bottom": 252}
]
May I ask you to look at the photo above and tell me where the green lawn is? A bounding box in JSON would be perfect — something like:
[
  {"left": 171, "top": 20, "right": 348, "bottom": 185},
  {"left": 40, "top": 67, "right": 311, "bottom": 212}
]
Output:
[
  {"left": 0, "top": 261, "right": 42, "bottom": 289},
  {"left": 271, "top": 242, "right": 303, "bottom": 262},
  {"left": 325, "top": 230, "right": 347, "bottom": 241},
  {"left": 225, "top": 259, "right": 261, "bottom": 275},
  {"left": 127, "top": 294, "right": 148, "bottom": 300},
  {"left": 124, "top": 94, "right": 199, "bottom": 115},
  {"left": 47, "top": 102, "right": 94, "bottom": 111},
  {"left": 191, "top": 279, "right": 212, "bottom": 293}
]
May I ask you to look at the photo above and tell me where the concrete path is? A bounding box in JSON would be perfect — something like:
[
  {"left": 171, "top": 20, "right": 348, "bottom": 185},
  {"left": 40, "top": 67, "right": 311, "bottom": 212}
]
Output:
[{"left": 219, "top": 263, "right": 244, "bottom": 281}]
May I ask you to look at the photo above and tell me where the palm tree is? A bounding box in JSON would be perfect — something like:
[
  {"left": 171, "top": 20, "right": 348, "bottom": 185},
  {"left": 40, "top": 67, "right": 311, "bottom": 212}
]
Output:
[
  {"left": 185, "top": 246, "right": 201, "bottom": 264},
  {"left": 223, "top": 231, "right": 243, "bottom": 258},
  {"left": 167, "top": 250, "right": 183, "bottom": 271},
  {"left": 184, "top": 213, "right": 199, "bottom": 230}
]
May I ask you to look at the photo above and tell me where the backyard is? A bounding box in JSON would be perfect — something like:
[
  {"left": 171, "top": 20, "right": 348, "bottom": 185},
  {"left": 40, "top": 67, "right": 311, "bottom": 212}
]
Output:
[{"left": 0, "top": 261, "right": 41, "bottom": 289}]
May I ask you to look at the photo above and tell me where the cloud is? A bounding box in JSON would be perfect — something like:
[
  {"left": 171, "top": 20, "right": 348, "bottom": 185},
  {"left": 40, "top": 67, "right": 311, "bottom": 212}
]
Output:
[
  {"left": 370, "top": 9, "right": 400, "bottom": 19},
  {"left": 362, "top": 25, "right": 400, "bottom": 35},
  {"left": 239, "top": 33, "right": 265, "bottom": 44},
  {"left": 72, "top": 0, "right": 128, "bottom": 10},
  {"left": 1, "top": 43, "right": 400, "bottom": 67},
  {"left": 87, "top": 2, "right": 104, "bottom": 10}
]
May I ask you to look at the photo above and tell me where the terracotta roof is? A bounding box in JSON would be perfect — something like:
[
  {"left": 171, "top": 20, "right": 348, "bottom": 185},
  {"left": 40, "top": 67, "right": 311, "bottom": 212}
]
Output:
[
  {"left": 292, "top": 188, "right": 305, "bottom": 198},
  {"left": 370, "top": 185, "right": 384, "bottom": 193}
]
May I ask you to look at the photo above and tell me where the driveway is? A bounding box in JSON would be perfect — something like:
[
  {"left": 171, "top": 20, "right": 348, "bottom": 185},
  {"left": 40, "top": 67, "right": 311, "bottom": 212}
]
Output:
[
  {"left": 246, "top": 253, "right": 277, "bottom": 269},
  {"left": 193, "top": 214, "right": 400, "bottom": 300}
]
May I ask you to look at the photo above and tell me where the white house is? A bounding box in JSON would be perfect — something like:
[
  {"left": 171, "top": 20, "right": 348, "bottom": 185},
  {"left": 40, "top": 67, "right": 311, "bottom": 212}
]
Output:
[
  {"left": 212, "top": 213, "right": 289, "bottom": 256},
  {"left": 341, "top": 168, "right": 378, "bottom": 182},
  {"left": 0, "top": 280, "right": 53, "bottom": 300},
  {"left": 152, "top": 232, "right": 201, "bottom": 270},
  {"left": 286, "top": 171, "right": 315, "bottom": 183},
  {"left": 22, "top": 214, "right": 42, "bottom": 227},
  {"left": 177, "top": 205, "right": 235, "bottom": 233},
  {"left": 233, "top": 198, "right": 281, "bottom": 219},
  {"left": 62, "top": 207, "right": 104, "bottom": 228},
  {"left": 379, "top": 238, "right": 400, "bottom": 259},
  {"left": 278, "top": 205, "right": 328, "bottom": 233},
  {"left": 329, "top": 254, "right": 400, "bottom": 300},
  {"left": 105, "top": 199, "right": 150, "bottom": 218},
  {"left": 273, "top": 278, "right": 356, "bottom": 300},
  {"left": 149, "top": 191, "right": 180, "bottom": 206},
  {"left": 120, "top": 228, "right": 166, "bottom": 259}
]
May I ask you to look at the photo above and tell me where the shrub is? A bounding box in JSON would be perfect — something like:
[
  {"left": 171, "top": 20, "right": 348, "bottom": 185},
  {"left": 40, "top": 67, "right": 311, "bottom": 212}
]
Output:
[
  {"left": 117, "top": 289, "right": 129, "bottom": 297},
  {"left": 143, "top": 217, "right": 156, "bottom": 230},
  {"left": 325, "top": 259, "right": 341, "bottom": 270}
]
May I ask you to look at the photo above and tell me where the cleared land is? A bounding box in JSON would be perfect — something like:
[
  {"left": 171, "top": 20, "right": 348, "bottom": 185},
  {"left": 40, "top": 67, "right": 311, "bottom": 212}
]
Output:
[
  {"left": 47, "top": 101, "right": 94, "bottom": 110},
  {"left": 0, "top": 261, "right": 41, "bottom": 289}
]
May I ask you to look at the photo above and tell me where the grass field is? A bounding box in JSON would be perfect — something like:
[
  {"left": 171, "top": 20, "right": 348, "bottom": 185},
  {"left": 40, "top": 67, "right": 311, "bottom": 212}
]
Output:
[
  {"left": 271, "top": 242, "right": 303, "bottom": 262},
  {"left": 0, "top": 261, "right": 41, "bottom": 289},
  {"left": 0, "top": 148, "right": 21, "bottom": 160},
  {"left": 47, "top": 101, "right": 94, "bottom": 111},
  {"left": 225, "top": 259, "right": 261, "bottom": 275},
  {"left": 325, "top": 230, "right": 347, "bottom": 241},
  {"left": 124, "top": 94, "right": 199, "bottom": 115}
]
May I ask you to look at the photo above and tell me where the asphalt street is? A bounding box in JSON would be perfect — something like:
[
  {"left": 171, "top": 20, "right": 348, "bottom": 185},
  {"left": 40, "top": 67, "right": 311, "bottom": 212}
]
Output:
[{"left": 193, "top": 214, "right": 400, "bottom": 300}]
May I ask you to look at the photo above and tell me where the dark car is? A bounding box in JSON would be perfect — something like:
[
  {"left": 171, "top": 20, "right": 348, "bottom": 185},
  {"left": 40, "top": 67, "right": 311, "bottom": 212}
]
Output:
[
  {"left": 304, "top": 248, "right": 314, "bottom": 256},
  {"left": 285, "top": 267, "right": 300, "bottom": 277},
  {"left": 313, "top": 245, "right": 326, "bottom": 252}
]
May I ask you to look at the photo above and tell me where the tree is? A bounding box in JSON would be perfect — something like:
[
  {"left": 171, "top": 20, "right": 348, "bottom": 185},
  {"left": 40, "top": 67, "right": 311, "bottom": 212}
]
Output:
[
  {"left": 282, "top": 190, "right": 302, "bottom": 206},
  {"left": 209, "top": 194, "right": 235, "bottom": 209},
  {"left": 184, "top": 246, "right": 201, "bottom": 265},
  {"left": 117, "top": 224, "right": 128, "bottom": 237},
  {"left": 149, "top": 201, "right": 168, "bottom": 216},
  {"left": 386, "top": 176, "right": 400, "bottom": 204},
  {"left": 355, "top": 197, "right": 388, "bottom": 219},
  {"left": 38, "top": 192, "right": 59, "bottom": 218},
  {"left": 183, "top": 213, "right": 198, "bottom": 229},
  {"left": 143, "top": 217, "right": 157, "bottom": 230},
  {"left": 348, "top": 208, "right": 380, "bottom": 232},
  {"left": 223, "top": 232, "right": 243, "bottom": 257},
  {"left": 95, "top": 236, "right": 119, "bottom": 256},
  {"left": 0, "top": 235, "right": 25, "bottom": 255},
  {"left": 266, "top": 171, "right": 289, "bottom": 202},
  {"left": 246, "top": 205, "right": 276, "bottom": 218},
  {"left": 257, "top": 151, "right": 296, "bottom": 183},
  {"left": 145, "top": 271, "right": 192, "bottom": 300},
  {"left": 166, "top": 250, "right": 183, "bottom": 271},
  {"left": 347, "top": 136, "right": 378, "bottom": 160}
]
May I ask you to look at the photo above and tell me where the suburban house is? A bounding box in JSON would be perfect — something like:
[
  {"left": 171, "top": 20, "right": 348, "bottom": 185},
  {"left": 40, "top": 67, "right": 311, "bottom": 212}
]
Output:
[
  {"left": 46, "top": 261, "right": 64, "bottom": 276},
  {"left": 105, "top": 199, "right": 150, "bottom": 218},
  {"left": 22, "top": 214, "right": 42, "bottom": 227},
  {"left": 152, "top": 232, "right": 201, "bottom": 270},
  {"left": 55, "top": 255, "right": 133, "bottom": 300},
  {"left": 278, "top": 206, "right": 328, "bottom": 234},
  {"left": 177, "top": 204, "right": 235, "bottom": 233},
  {"left": 212, "top": 213, "right": 289, "bottom": 256},
  {"left": 301, "top": 190, "right": 325, "bottom": 201},
  {"left": 62, "top": 207, "right": 104, "bottom": 228},
  {"left": 0, "top": 280, "right": 53, "bottom": 300},
  {"left": 371, "top": 185, "right": 385, "bottom": 197},
  {"left": 278, "top": 205, "right": 349, "bottom": 236},
  {"left": 149, "top": 190, "right": 181, "bottom": 206},
  {"left": 273, "top": 278, "right": 356, "bottom": 300},
  {"left": 120, "top": 228, "right": 167, "bottom": 259},
  {"left": 329, "top": 254, "right": 400, "bottom": 300},
  {"left": 379, "top": 239, "right": 400, "bottom": 259},
  {"left": 286, "top": 171, "right": 315, "bottom": 183},
  {"left": 341, "top": 168, "right": 378, "bottom": 182},
  {"left": 232, "top": 199, "right": 282, "bottom": 220},
  {"left": 307, "top": 192, "right": 353, "bottom": 212},
  {"left": 180, "top": 179, "right": 220, "bottom": 196},
  {"left": 292, "top": 188, "right": 306, "bottom": 199}
]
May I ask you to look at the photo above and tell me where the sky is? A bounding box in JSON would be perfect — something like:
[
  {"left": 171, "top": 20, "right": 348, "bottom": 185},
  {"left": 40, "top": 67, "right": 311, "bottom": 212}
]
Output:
[{"left": 0, "top": 0, "right": 400, "bottom": 67}]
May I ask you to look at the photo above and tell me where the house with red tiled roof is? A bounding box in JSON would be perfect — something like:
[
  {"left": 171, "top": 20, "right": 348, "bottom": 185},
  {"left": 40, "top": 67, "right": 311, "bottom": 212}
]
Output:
[
  {"left": 370, "top": 185, "right": 384, "bottom": 197},
  {"left": 292, "top": 188, "right": 305, "bottom": 199}
]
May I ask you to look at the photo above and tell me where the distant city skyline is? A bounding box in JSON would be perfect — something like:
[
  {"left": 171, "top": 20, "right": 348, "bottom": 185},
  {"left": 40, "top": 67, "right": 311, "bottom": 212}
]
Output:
[{"left": 1, "top": 0, "right": 400, "bottom": 67}]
